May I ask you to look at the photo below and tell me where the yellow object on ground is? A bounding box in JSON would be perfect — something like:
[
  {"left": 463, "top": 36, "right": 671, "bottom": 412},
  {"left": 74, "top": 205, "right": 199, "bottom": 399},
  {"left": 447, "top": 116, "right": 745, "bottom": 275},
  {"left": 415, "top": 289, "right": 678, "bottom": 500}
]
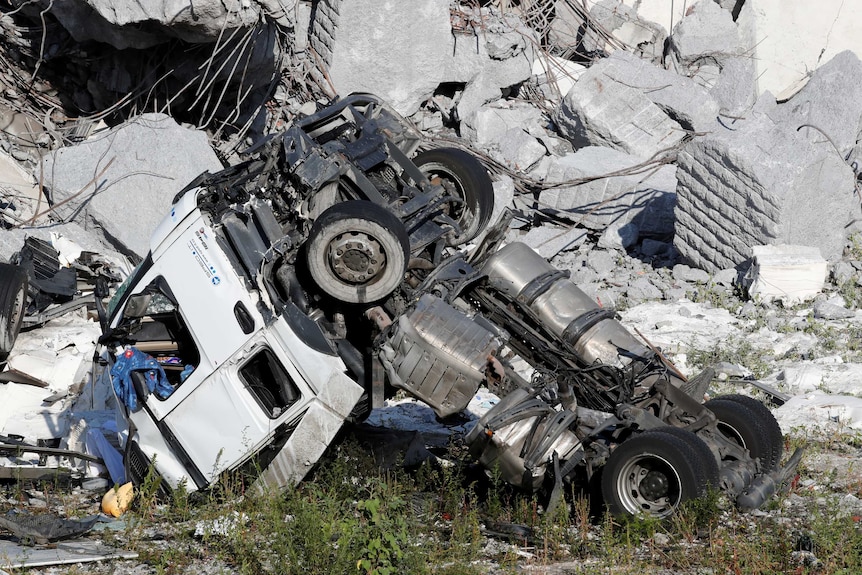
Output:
[{"left": 102, "top": 482, "right": 135, "bottom": 517}]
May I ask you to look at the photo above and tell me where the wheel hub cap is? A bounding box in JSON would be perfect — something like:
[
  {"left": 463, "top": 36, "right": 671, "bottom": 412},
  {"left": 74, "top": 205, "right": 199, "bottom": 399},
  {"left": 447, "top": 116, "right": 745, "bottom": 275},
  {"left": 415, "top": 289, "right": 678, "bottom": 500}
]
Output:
[
  {"left": 640, "top": 470, "right": 670, "bottom": 500},
  {"left": 329, "top": 233, "right": 385, "bottom": 283}
]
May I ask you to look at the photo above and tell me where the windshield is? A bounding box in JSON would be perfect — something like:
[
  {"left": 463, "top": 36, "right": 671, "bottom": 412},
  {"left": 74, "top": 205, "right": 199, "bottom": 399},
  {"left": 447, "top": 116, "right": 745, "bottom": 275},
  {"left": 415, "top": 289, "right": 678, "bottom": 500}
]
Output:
[{"left": 107, "top": 256, "right": 152, "bottom": 320}]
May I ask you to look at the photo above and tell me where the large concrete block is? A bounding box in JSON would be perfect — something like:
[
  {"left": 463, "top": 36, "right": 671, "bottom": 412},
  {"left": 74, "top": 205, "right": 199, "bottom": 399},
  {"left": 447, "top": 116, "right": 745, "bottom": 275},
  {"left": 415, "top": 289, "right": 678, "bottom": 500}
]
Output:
[
  {"left": 736, "top": 0, "right": 862, "bottom": 99},
  {"left": 771, "top": 50, "right": 862, "bottom": 159},
  {"left": 595, "top": 51, "right": 719, "bottom": 133},
  {"left": 669, "top": 0, "right": 743, "bottom": 66},
  {"left": 47, "top": 0, "right": 267, "bottom": 49},
  {"left": 537, "top": 146, "right": 677, "bottom": 236},
  {"left": 310, "top": 1, "right": 535, "bottom": 117},
  {"left": 580, "top": 0, "right": 666, "bottom": 63},
  {"left": 461, "top": 102, "right": 546, "bottom": 146},
  {"left": 42, "top": 114, "right": 223, "bottom": 259},
  {"left": 310, "top": 0, "right": 453, "bottom": 116},
  {"left": 554, "top": 62, "right": 685, "bottom": 159},
  {"left": 674, "top": 115, "right": 861, "bottom": 273}
]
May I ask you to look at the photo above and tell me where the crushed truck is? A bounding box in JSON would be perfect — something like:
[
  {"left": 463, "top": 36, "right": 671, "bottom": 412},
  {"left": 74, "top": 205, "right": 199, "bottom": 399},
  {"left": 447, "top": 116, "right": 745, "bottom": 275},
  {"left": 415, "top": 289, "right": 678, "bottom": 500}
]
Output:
[{"left": 86, "top": 93, "right": 800, "bottom": 518}]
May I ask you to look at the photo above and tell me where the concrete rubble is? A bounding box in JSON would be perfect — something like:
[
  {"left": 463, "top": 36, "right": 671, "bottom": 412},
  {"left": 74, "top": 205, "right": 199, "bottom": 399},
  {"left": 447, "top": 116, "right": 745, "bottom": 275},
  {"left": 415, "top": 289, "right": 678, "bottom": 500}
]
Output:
[
  {"left": 1, "top": 0, "right": 862, "bottom": 568},
  {"left": 41, "top": 114, "right": 224, "bottom": 259}
]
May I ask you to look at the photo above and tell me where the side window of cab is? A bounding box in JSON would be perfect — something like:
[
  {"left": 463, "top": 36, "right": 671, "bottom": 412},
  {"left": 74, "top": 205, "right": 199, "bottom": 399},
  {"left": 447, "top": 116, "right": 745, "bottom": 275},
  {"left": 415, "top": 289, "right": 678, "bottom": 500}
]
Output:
[{"left": 117, "top": 277, "right": 201, "bottom": 391}]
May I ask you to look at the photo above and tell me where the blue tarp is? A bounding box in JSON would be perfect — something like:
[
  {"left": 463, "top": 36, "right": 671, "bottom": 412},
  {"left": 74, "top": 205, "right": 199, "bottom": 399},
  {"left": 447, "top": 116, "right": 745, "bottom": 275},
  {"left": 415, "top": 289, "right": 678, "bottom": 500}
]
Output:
[{"left": 110, "top": 346, "right": 175, "bottom": 411}]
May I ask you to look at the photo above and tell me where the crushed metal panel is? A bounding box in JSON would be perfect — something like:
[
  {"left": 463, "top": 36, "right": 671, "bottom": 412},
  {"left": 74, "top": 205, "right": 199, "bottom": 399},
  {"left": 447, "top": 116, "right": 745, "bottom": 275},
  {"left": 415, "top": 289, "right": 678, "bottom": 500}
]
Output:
[
  {"left": 253, "top": 396, "right": 360, "bottom": 492},
  {"left": 0, "top": 539, "right": 137, "bottom": 569}
]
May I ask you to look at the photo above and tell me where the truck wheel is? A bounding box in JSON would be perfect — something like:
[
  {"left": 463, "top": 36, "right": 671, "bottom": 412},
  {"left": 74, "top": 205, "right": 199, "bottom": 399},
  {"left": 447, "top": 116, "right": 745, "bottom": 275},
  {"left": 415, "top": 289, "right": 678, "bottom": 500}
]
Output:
[
  {"left": 305, "top": 201, "right": 410, "bottom": 304},
  {"left": 0, "top": 263, "right": 28, "bottom": 364},
  {"left": 705, "top": 395, "right": 783, "bottom": 471},
  {"left": 602, "top": 427, "right": 719, "bottom": 518},
  {"left": 413, "top": 148, "right": 494, "bottom": 246}
]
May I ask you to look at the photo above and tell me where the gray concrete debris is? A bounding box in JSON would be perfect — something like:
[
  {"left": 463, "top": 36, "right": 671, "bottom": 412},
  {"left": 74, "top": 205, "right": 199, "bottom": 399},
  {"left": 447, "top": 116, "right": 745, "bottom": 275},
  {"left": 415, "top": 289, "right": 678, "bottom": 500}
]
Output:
[
  {"left": 814, "top": 297, "right": 856, "bottom": 320},
  {"left": 311, "top": 0, "right": 453, "bottom": 116},
  {"left": 626, "top": 276, "right": 663, "bottom": 304},
  {"left": 708, "top": 56, "right": 759, "bottom": 118},
  {"left": 770, "top": 50, "right": 862, "bottom": 159},
  {"left": 580, "top": 0, "right": 667, "bottom": 63},
  {"left": 672, "top": 264, "right": 710, "bottom": 284},
  {"left": 713, "top": 268, "right": 739, "bottom": 287},
  {"left": 832, "top": 261, "right": 856, "bottom": 285},
  {"left": 45, "top": 0, "right": 283, "bottom": 49},
  {"left": 461, "top": 103, "right": 546, "bottom": 147},
  {"left": 555, "top": 62, "right": 686, "bottom": 159},
  {"left": 585, "top": 249, "right": 618, "bottom": 277},
  {"left": 598, "top": 221, "right": 639, "bottom": 250},
  {"left": 510, "top": 225, "right": 588, "bottom": 259},
  {"left": 668, "top": 0, "right": 756, "bottom": 116},
  {"left": 669, "top": 0, "right": 745, "bottom": 68},
  {"left": 42, "top": 114, "right": 223, "bottom": 259},
  {"left": 675, "top": 114, "right": 861, "bottom": 273},
  {"left": 596, "top": 51, "right": 719, "bottom": 133},
  {"left": 496, "top": 128, "right": 547, "bottom": 172},
  {"left": 537, "top": 146, "right": 677, "bottom": 238},
  {"left": 311, "top": 2, "right": 535, "bottom": 117}
]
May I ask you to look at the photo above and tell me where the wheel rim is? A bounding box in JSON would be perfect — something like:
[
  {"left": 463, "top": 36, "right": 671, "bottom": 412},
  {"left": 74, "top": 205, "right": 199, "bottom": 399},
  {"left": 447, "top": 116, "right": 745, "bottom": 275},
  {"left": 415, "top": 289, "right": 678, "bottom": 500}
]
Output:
[
  {"left": 327, "top": 231, "right": 386, "bottom": 285},
  {"left": 716, "top": 421, "right": 746, "bottom": 451},
  {"left": 423, "top": 164, "right": 473, "bottom": 233},
  {"left": 10, "top": 284, "right": 25, "bottom": 331},
  {"left": 615, "top": 453, "right": 683, "bottom": 517}
]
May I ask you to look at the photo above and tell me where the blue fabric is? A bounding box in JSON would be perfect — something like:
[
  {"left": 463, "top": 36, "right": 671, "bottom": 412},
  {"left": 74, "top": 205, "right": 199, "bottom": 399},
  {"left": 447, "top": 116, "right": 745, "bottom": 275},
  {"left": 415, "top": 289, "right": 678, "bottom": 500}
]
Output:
[{"left": 111, "top": 346, "right": 175, "bottom": 410}]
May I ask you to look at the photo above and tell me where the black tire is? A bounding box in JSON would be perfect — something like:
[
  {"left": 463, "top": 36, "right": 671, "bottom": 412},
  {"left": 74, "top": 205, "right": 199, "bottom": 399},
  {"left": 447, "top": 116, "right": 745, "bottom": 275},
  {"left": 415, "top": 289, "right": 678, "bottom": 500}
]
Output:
[
  {"left": 705, "top": 394, "right": 783, "bottom": 472},
  {"left": 305, "top": 201, "right": 410, "bottom": 304},
  {"left": 602, "top": 427, "right": 719, "bottom": 518},
  {"left": 0, "top": 263, "right": 28, "bottom": 364},
  {"left": 412, "top": 147, "right": 494, "bottom": 246}
]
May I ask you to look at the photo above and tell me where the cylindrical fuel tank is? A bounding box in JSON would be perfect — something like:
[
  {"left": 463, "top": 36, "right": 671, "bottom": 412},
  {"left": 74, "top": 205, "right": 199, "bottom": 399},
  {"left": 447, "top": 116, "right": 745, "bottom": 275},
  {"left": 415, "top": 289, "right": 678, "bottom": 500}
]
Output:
[{"left": 482, "top": 242, "right": 651, "bottom": 368}]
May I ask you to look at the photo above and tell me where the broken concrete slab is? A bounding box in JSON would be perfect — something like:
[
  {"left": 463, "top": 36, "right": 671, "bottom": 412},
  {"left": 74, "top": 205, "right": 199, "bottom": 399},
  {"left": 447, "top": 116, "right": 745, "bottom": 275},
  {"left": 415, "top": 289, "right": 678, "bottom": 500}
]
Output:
[
  {"left": 510, "top": 225, "right": 588, "bottom": 259},
  {"left": 669, "top": 0, "right": 745, "bottom": 68},
  {"left": 531, "top": 55, "right": 587, "bottom": 101},
  {"left": 595, "top": 51, "right": 719, "bottom": 134},
  {"left": 555, "top": 62, "right": 685, "bottom": 159},
  {"left": 495, "top": 128, "right": 547, "bottom": 172},
  {"left": 446, "top": 11, "right": 537, "bottom": 120},
  {"left": 770, "top": 50, "right": 862, "bottom": 159},
  {"left": 311, "top": 2, "right": 535, "bottom": 118},
  {"left": 46, "top": 0, "right": 268, "bottom": 49},
  {"left": 736, "top": 0, "right": 861, "bottom": 100},
  {"left": 462, "top": 102, "right": 547, "bottom": 147},
  {"left": 42, "top": 114, "right": 223, "bottom": 259},
  {"left": 813, "top": 297, "right": 856, "bottom": 321},
  {"left": 708, "top": 55, "right": 758, "bottom": 118},
  {"left": 747, "top": 245, "right": 828, "bottom": 305},
  {"left": 536, "top": 146, "right": 677, "bottom": 238},
  {"left": 311, "top": 0, "right": 453, "bottom": 116},
  {"left": 674, "top": 114, "right": 861, "bottom": 273},
  {"left": 580, "top": 0, "right": 666, "bottom": 63},
  {"left": 668, "top": 0, "right": 755, "bottom": 116}
]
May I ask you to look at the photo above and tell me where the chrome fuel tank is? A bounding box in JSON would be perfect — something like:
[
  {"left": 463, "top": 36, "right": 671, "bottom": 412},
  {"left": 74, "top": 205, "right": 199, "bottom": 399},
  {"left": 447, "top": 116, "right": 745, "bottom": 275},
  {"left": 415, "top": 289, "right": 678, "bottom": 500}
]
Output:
[{"left": 482, "top": 242, "right": 650, "bottom": 368}]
